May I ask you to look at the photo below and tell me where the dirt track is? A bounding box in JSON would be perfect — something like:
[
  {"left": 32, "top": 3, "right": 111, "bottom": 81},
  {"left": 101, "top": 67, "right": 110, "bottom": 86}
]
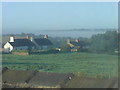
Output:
[
  {"left": 63, "top": 76, "right": 118, "bottom": 88},
  {"left": 2, "top": 67, "right": 118, "bottom": 89}
]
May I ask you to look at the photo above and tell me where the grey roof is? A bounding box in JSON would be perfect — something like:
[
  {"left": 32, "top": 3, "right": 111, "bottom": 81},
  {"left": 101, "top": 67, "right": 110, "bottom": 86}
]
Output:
[
  {"left": 9, "top": 39, "right": 35, "bottom": 47},
  {"left": 70, "top": 42, "right": 81, "bottom": 46},
  {"left": 34, "top": 38, "right": 53, "bottom": 46},
  {"left": 70, "top": 41, "right": 86, "bottom": 47}
]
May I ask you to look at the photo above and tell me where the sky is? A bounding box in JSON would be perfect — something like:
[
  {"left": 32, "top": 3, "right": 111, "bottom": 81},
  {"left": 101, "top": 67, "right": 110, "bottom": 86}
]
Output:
[{"left": 2, "top": 2, "right": 118, "bottom": 34}]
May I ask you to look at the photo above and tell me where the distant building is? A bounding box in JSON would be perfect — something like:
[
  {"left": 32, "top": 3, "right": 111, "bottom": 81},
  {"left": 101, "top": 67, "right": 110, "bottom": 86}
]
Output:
[
  {"left": 3, "top": 36, "right": 35, "bottom": 52},
  {"left": 3, "top": 35, "right": 53, "bottom": 52},
  {"left": 67, "top": 39, "right": 85, "bottom": 52}
]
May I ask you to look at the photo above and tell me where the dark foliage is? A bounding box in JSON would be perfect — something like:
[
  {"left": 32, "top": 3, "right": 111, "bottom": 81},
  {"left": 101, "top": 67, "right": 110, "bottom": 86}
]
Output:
[{"left": 88, "top": 31, "right": 118, "bottom": 54}]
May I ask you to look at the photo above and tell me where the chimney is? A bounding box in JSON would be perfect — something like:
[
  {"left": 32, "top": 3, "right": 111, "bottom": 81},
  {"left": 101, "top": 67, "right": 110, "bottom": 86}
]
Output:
[
  {"left": 75, "top": 39, "right": 79, "bottom": 43},
  {"left": 26, "top": 35, "right": 29, "bottom": 39},
  {"left": 9, "top": 35, "right": 14, "bottom": 42},
  {"left": 44, "top": 35, "right": 48, "bottom": 39}
]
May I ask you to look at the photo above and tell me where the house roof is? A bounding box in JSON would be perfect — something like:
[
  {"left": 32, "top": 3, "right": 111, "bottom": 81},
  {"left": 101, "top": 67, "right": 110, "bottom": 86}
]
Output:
[
  {"left": 34, "top": 38, "right": 53, "bottom": 46},
  {"left": 9, "top": 39, "right": 35, "bottom": 47},
  {"left": 70, "top": 41, "right": 85, "bottom": 46}
]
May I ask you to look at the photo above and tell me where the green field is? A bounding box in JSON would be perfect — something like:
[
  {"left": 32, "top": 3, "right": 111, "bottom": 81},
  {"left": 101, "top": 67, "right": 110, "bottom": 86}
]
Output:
[{"left": 2, "top": 52, "right": 118, "bottom": 78}]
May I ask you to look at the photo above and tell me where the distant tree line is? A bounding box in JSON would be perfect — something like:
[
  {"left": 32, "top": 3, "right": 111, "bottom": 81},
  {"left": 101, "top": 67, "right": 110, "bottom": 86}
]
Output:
[{"left": 88, "top": 31, "right": 118, "bottom": 54}]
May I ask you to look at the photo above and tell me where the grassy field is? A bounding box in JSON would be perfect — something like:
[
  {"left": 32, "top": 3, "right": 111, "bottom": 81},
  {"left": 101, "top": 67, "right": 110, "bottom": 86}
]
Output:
[{"left": 2, "top": 52, "right": 118, "bottom": 78}]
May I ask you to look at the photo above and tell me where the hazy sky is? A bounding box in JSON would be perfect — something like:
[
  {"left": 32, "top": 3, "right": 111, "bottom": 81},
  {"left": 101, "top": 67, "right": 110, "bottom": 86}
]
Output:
[{"left": 2, "top": 2, "right": 118, "bottom": 34}]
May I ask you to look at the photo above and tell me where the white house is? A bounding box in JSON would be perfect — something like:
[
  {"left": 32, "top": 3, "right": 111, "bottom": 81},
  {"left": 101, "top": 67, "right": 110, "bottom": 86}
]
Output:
[
  {"left": 3, "top": 35, "right": 53, "bottom": 52},
  {"left": 4, "top": 36, "right": 35, "bottom": 52}
]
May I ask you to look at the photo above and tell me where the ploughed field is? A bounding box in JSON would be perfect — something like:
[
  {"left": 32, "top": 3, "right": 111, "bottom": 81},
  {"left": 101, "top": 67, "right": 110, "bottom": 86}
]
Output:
[{"left": 2, "top": 52, "right": 118, "bottom": 78}]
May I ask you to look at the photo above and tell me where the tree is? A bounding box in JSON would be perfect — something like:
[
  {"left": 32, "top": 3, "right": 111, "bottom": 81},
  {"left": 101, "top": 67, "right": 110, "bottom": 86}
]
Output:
[{"left": 88, "top": 31, "right": 118, "bottom": 54}]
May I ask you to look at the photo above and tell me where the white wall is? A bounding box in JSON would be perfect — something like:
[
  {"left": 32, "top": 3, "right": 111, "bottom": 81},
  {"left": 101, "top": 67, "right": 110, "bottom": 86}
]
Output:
[
  {"left": 4, "top": 41, "right": 50, "bottom": 52},
  {"left": 4, "top": 42, "right": 13, "bottom": 52},
  {"left": 4, "top": 42, "right": 35, "bottom": 52}
]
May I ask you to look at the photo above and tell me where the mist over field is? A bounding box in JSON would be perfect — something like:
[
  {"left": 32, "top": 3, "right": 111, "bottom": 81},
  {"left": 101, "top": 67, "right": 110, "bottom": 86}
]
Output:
[{"left": 3, "top": 29, "right": 117, "bottom": 38}]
